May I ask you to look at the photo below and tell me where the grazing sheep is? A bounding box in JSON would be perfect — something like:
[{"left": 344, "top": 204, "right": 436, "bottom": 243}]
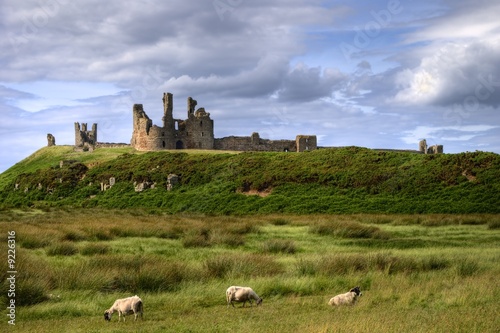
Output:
[
  {"left": 226, "top": 286, "right": 262, "bottom": 308},
  {"left": 328, "top": 287, "right": 362, "bottom": 306},
  {"left": 104, "top": 295, "right": 143, "bottom": 322}
]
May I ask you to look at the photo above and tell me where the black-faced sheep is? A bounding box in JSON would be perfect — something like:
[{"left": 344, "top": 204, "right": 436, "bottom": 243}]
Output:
[
  {"left": 226, "top": 286, "right": 263, "bottom": 307},
  {"left": 104, "top": 295, "right": 143, "bottom": 322},
  {"left": 328, "top": 287, "right": 362, "bottom": 306}
]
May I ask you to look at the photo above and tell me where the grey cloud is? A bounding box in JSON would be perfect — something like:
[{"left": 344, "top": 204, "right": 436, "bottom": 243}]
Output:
[{"left": 278, "top": 65, "right": 346, "bottom": 102}]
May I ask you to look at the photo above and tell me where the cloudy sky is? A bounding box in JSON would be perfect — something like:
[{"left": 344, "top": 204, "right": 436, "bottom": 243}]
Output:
[{"left": 1, "top": 0, "right": 499, "bottom": 172}]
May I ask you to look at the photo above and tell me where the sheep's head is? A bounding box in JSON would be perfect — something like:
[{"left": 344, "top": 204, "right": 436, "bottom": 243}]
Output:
[
  {"left": 104, "top": 310, "right": 112, "bottom": 321},
  {"left": 350, "top": 287, "right": 362, "bottom": 296},
  {"left": 256, "top": 298, "right": 263, "bottom": 306}
]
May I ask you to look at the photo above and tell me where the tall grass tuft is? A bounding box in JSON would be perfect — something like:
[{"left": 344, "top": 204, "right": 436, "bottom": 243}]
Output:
[
  {"left": 260, "top": 239, "right": 298, "bottom": 254},
  {"left": 455, "top": 258, "right": 480, "bottom": 277},
  {"left": 487, "top": 219, "right": 500, "bottom": 229},
  {"left": 46, "top": 242, "right": 79, "bottom": 256},
  {"left": 16, "top": 279, "right": 49, "bottom": 306},
  {"left": 309, "top": 219, "right": 390, "bottom": 239},
  {"left": 80, "top": 243, "right": 110, "bottom": 255},
  {"left": 203, "top": 254, "right": 284, "bottom": 279}
]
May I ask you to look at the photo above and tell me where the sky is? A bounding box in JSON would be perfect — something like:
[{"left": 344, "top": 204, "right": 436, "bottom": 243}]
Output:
[{"left": 1, "top": 0, "right": 499, "bottom": 173}]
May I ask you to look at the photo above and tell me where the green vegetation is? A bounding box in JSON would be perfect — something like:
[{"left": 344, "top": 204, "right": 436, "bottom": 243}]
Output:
[
  {"left": 0, "top": 210, "right": 499, "bottom": 332},
  {"left": 1, "top": 146, "right": 499, "bottom": 214}
]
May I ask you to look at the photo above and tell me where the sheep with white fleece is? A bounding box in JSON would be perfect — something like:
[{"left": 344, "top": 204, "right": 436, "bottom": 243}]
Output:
[
  {"left": 226, "top": 286, "right": 262, "bottom": 307},
  {"left": 328, "top": 287, "right": 362, "bottom": 306},
  {"left": 104, "top": 295, "right": 143, "bottom": 322}
]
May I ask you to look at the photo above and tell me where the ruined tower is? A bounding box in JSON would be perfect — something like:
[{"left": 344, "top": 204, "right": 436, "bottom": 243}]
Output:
[
  {"left": 296, "top": 135, "right": 317, "bottom": 152},
  {"left": 75, "top": 122, "right": 97, "bottom": 150},
  {"left": 47, "top": 133, "right": 56, "bottom": 146},
  {"left": 179, "top": 96, "right": 214, "bottom": 149},
  {"left": 131, "top": 92, "right": 214, "bottom": 151}
]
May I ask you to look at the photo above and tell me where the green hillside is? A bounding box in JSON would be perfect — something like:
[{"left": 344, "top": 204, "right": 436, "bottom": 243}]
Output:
[{"left": 1, "top": 146, "right": 499, "bottom": 214}]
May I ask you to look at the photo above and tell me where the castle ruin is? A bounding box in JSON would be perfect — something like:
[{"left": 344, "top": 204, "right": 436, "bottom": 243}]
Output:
[
  {"left": 130, "top": 92, "right": 316, "bottom": 153},
  {"left": 131, "top": 93, "right": 215, "bottom": 150},
  {"left": 419, "top": 139, "right": 444, "bottom": 154},
  {"left": 72, "top": 92, "right": 443, "bottom": 154},
  {"left": 74, "top": 122, "right": 97, "bottom": 151}
]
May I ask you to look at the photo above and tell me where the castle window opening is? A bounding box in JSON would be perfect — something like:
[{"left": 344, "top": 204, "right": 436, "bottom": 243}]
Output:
[
  {"left": 200, "top": 121, "right": 203, "bottom": 127},
  {"left": 162, "top": 141, "right": 165, "bottom": 148}
]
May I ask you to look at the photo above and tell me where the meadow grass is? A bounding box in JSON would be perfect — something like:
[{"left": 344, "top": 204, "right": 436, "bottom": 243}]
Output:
[{"left": 0, "top": 210, "right": 499, "bottom": 332}]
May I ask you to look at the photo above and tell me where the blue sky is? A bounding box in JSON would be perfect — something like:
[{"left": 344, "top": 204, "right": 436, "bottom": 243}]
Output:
[{"left": 1, "top": 0, "right": 499, "bottom": 172}]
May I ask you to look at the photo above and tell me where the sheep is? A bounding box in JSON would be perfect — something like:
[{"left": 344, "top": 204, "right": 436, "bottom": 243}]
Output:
[
  {"left": 226, "top": 286, "right": 263, "bottom": 308},
  {"left": 104, "top": 295, "right": 143, "bottom": 322},
  {"left": 328, "top": 286, "right": 362, "bottom": 306}
]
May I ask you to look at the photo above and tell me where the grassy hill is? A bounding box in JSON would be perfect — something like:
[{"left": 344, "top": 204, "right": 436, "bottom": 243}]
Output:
[{"left": 1, "top": 145, "right": 499, "bottom": 214}]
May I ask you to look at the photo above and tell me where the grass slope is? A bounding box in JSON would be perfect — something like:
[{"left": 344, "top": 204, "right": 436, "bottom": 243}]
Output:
[{"left": 0, "top": 146, "right": 499, "bottom": 214}]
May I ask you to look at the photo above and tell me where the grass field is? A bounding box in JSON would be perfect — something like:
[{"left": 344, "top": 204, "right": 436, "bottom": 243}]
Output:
[{"left": 1, "top": 210, "right": 499, "bottom": 332}]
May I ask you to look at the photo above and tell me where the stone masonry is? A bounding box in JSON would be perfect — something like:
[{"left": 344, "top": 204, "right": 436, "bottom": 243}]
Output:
[
  {"left": 131, "top": 93, "right": 214, "bottom": 151},
  {"left": 74, "top": 122, "right": 97, "bottom": 151},
  {"left": 130, "top": 92, "right": 316, "bottom": 152}
]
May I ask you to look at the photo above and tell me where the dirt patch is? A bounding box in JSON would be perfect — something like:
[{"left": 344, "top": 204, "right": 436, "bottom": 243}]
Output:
[
  {"left": 462, "top": 170, "right": 477, "bottom": 182},
  {"left": 238, "top": 188, "right": 273, "bottom": 197}
]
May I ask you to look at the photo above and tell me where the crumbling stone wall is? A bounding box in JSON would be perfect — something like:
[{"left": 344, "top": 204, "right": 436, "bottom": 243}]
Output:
[
  {"left": 214, "top": 133, "right": 317, "bottom": 152},
  {"left": 427, "top": 144, "right": 443, "bottom": 154},
  {"left": 418, "top": 139, "right": 443, "bottom": 154}
]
